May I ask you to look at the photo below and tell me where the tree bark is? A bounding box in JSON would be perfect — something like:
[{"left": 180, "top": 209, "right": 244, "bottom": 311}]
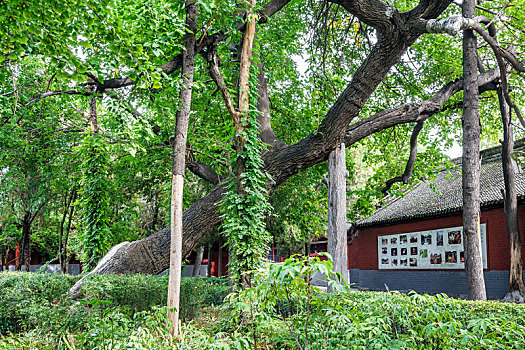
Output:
[
  {"left": 167, "top": 0, "right": 197, "bottom": 339},
  {"left": 327, "top": 143, "right": 349, "bottom": 292},
  {"left": 218, "top": 239, "right": 223, "bottom": 277},
  {"left": 62, "top": 191, "right": 77, "bottom": 274},
  {"left": 462, "top": 0, "right": 487, "bottom": 301},
  {"left": 207, "top": 242, "right": 212, "bottom": 277},
  {"left": 192, "top": 245, "right": 205, "bottom": 277},
  {"left": 59, "top": 190, "right": 76, "bottom": 274},
  {"left": 498, "top": 88, "right": 525, "bottom": 298},
  {"left": 16, "top": 211, "right": 31, "bottom": 271},
  {"left": 58, "top": 192, "right": 68, "bottom": 273},
  {"left": 0, "top": 243, "right": 4, "bottom": 272}
]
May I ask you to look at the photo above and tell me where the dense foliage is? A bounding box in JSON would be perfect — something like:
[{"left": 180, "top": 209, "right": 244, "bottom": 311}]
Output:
[
  {"left": 0, "top": 272, "right": 228, "bottom": 335},
  {"left": 1, "top": 271, "right": 525, "bottom": 349},
  {"left": 1, "top": 0, "right": 525, "bottom": 271}
]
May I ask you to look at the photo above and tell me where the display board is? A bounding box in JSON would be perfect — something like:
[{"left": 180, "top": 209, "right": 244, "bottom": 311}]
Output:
[{"left": 377, "top": 224, "right": 487, "bottom": 269}]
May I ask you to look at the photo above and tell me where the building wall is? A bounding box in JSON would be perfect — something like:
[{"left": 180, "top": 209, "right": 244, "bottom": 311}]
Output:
[{"left": 349, "top": 206, "right": 525, "bottom": 298}]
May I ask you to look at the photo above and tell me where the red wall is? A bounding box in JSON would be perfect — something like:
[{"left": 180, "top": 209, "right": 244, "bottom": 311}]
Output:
[{"left": 350, "top": 206, "right": 525, "bottom": 271}]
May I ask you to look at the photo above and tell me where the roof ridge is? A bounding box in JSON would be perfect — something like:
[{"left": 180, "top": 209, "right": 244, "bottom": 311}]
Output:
[
  {"left": 453, "top": 137, "right": 525, "bottom": 165},
  {"left": 356, "top": 141, "right": 525, "bottom": 229}
]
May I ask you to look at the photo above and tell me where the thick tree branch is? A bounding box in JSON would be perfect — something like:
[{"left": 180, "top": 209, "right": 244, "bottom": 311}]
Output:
[
  {"left": 328, "top": 0, "right": 402, "bottom": 33},
  {"left": 186, "top": 149, "right": 224, "bottom": 185},
  {"left": 263, "top": 1, "right": 455, "bottom": 189},
  {"left": 205, "top": 46, "right": 241, "bottom": 123},
  {"left": 344, "top": 67, "right": 499, "bottom": 146},
  {"left": 381, "top": 120, "right": 424, "bottom": 194},
  {"left": 25, "top": 90, "right": 91, "bottom": 106},
  {"left": 426, "top": 15, "right": 525, "bottom": 72},
  {"left": 255, "top": 65, "right": 287, "bottom": 149}
]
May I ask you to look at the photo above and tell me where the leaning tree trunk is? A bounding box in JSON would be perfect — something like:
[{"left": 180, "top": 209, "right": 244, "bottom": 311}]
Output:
[
  {"left": 69, "top": 2, "right": 456, "bottom": 297},
  {"left": 498, "top": 88, "right": 525, "bottom": 301},
  {"left": 167, "top": 0, "right": 197, "bottom": 339},
  {"left": 461, "top": 0, "right": 487, "bottom": 301},
  {"left": 327, "top": 143, "right": 349, "bottom": 292}
]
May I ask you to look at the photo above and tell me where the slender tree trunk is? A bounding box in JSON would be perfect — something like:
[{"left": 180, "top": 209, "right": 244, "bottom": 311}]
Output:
[
  {"left": 327, "top": 143, "right": 349, "bottom": 292},
  {"left": 497, "top": 89, "right": 525, "bottom": 298},
  {"left": 207, "top": 242, "right": 212, "bottom": 277},
  {"left": 5, "top": 246, "right": 11, "bottom": 271},
  {"left": 218, "top": 240, "right": 223, "bottom": 277},
  {"left": 0, "top": 243, "right": 4, "bottom": 272},
  {"left": 167, "top": 0, "right": 197, "bottom": 339},
  {"left": 462, "top": 0, "right": 487, "bottom": 300},
  {"left": 62, "top": 190, "right": 77, "bottom": 273},
  {"left": 58, "top": 191, "right": 73, "bottom": 273},
  {"left": 16, "top": 212, "right": 32, "bottom": 272},
  {"left": 192, "top": 245, "right": 204, "bottom": 277},
  {"left": 0, "top": 228, "right": 3, "bottom": 272}
]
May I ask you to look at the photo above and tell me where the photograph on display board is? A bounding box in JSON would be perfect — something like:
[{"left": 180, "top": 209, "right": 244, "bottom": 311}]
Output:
[
  {"left": 430, "top": 252, "right": 442, "bottom": 264},
  {"left": 448, "top": 230, "right": 462, "bottom": 245},
  {"left": 445, "top": 251, "right": 457, "bottom": 263},
  {"left": 378, "top": 225, "right": 486, "bottom": 270},
  {"left": 421, "top": 233, "right": 432, "bottom": 245},
  {"left": 436, "top": 230, "right": 444, "bottom": 246}
]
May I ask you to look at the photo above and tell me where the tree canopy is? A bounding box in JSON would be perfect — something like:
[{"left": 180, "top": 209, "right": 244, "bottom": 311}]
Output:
[{"left": 1, "top": 0, "right": 525, "bottom": 284}]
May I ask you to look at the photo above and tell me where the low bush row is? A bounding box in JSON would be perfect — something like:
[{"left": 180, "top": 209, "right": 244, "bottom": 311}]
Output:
[
  {"left": 0, "top": 272, "right": 228, "bottom": 335},
  {"left": 2, "top": 258, "right": 525, "bottom": 349}
]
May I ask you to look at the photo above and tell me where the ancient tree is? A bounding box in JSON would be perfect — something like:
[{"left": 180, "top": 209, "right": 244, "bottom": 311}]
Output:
[{"left": 2, "top": 0, "right": 523, "bottom": 297}]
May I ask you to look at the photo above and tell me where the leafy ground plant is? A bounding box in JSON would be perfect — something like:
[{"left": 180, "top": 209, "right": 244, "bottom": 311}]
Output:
[{"left": 2, "top": 271, "right": 525, "bottom": 349}]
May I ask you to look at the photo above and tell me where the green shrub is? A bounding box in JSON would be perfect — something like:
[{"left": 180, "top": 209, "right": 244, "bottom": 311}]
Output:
[
  {"left": 0, "top": 272, "right": 229, "bottom": 335},
  {"left": 78, "top": 274, "right": 228, "bottom": 320},
  {"left": 0, "top": 272, "right": 79, "bottom": 334},
  {"left": 5, "top": 270, "right": 525, "bottom": 349}
]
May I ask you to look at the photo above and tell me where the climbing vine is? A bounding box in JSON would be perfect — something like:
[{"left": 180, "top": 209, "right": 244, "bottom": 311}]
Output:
[
  {"left": 78, "top": 133, "right": 113, "bottom": 270},
  {"left": 220, "top": 34, "right": 272, "bottom": 288}
]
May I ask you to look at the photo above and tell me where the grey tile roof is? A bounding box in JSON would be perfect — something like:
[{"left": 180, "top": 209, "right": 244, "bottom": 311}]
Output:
[{"left": 357, "top": 140, "right": 525, "bottom": 228}]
